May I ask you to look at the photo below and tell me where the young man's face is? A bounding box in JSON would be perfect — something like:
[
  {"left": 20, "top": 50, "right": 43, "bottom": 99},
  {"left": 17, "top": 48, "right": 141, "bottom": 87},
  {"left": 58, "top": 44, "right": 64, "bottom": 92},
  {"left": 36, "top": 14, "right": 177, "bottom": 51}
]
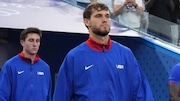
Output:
[
  {"left": 85, "top": 9, "right": 111, "bottom": 36},
  {"left": 20, "top": 33, "right": 40, "bottom": 56}
]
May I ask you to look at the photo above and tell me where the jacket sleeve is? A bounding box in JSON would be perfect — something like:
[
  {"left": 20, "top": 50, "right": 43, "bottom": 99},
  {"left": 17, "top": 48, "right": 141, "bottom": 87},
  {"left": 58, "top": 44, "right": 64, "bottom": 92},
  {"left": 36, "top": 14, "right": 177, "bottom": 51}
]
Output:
[
  {"left": 53, "top": 54, "right": 74, "bottom": 101},
  {"left": 128, "top": 50, "right": 154, "bottom": 101},
  {"left": 0, "top": 63, "right": 12, "bottom": 101},
  {"left": 169, "top": 63, "right": 180, "bottom": 84},
  {"left": 135, "top": 67, "right": 154, "bottom": 101}
]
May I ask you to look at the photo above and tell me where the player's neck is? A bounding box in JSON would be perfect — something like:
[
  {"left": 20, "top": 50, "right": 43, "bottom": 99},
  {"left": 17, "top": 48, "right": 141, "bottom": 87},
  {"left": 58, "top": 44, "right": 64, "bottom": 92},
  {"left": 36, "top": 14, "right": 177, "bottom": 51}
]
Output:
[
  {"left": 90, "top": 34, "right": 109, "bottom": 45},
  {"left": 22, "top": 51, "right": 36, "bottom": 62}
]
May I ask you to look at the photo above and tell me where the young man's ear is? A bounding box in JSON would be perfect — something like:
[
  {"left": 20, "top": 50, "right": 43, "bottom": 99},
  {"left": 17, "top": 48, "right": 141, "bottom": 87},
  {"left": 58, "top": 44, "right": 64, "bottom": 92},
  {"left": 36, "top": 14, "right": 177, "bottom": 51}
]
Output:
[
  {"left": 20, "top": 40, "right": 24, "bottom": 46},
  {"left": 84, "top": 18, "right": 90, "bottom": 27}
]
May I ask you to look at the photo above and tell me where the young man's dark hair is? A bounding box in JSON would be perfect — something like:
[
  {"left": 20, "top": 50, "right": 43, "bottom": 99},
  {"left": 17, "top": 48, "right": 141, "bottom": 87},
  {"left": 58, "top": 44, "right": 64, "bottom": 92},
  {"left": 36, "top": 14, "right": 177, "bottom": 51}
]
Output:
[{"left": 20, "top": 27, "right": 42, "bottom": 40}]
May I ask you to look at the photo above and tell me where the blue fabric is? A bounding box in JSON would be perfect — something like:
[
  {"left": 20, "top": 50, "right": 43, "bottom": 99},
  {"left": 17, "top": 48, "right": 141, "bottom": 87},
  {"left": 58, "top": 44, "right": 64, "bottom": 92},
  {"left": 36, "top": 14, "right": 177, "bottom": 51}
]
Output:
[
  {"left": 169, "top": 63, "right": 180, "bottom": 85},
  {"left": 0, "top": 55, "right": 52, "bottom": 101},
  {"left": 53, "top": 41, "right": 154, "bottom": 101}
]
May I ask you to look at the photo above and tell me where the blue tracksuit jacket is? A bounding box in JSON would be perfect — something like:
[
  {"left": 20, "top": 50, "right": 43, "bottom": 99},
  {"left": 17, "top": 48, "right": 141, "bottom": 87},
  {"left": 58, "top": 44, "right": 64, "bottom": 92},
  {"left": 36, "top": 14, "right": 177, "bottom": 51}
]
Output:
[
  {"left": 53, "top": 38, "right": 154, "bottom": 101},
  {"left": 0, "top": 53, "right": 52, "bottom": 101}
]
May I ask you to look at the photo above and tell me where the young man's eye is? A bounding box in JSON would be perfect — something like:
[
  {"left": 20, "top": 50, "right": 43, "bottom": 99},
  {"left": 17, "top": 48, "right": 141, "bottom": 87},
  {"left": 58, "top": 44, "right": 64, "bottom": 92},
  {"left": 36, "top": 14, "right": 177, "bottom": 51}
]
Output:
[
  {"left": 28, "top": 39, "right": 40, "bottom": 43},
  {"left": 95, "top": 14, "right": 101, "bottom": 18},
  {"left": 28, "top": 39, "right": 34, "bottom": 42},
  {"left": 106, "top": 15, "right": 110, "bottom": 18},
  {"left": 36, "top": 39, "right": 40, "bottom": 43}
]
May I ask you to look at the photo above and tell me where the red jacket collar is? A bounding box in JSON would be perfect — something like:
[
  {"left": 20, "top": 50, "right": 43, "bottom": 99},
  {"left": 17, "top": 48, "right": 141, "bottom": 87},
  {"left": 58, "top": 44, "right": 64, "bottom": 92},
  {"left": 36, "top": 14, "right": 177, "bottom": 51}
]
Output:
[
  {"left": 18, "top": 52, "right": 40, "bottom": 64},
  {"left": 85, "top": 37, "right": 112, "bottom": 52}
]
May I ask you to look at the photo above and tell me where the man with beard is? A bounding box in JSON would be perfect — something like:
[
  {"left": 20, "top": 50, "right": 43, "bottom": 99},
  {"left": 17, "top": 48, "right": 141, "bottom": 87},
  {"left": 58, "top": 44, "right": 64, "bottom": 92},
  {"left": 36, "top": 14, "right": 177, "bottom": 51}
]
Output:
[{"left": 53, "top": 2, "right": 154, "bottom": 101}]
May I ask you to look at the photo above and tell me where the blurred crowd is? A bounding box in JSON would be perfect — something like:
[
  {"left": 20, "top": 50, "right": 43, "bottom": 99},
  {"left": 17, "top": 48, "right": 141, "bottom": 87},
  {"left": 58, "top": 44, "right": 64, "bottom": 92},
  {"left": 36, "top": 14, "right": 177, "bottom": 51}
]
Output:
[{"left": 64, "top": 0, "right": 180, "bottom": 29}]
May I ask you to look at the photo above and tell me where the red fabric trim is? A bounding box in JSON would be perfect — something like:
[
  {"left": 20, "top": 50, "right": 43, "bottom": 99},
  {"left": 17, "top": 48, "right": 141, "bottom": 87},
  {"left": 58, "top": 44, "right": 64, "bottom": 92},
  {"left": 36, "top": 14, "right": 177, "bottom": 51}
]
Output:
[
  {"left": 18, "top": 52, "right": 40, "bottom": 64},
  {"left": 85, "top": 37, "right": 112, "bottom": 52}
]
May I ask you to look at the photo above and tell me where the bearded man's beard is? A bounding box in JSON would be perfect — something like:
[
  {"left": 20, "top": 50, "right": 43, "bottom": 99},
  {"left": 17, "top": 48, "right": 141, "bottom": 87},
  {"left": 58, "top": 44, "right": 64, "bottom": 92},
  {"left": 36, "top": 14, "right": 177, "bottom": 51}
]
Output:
[{"left": 92, "top": 27, "right": 110, "bottom": 36}]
